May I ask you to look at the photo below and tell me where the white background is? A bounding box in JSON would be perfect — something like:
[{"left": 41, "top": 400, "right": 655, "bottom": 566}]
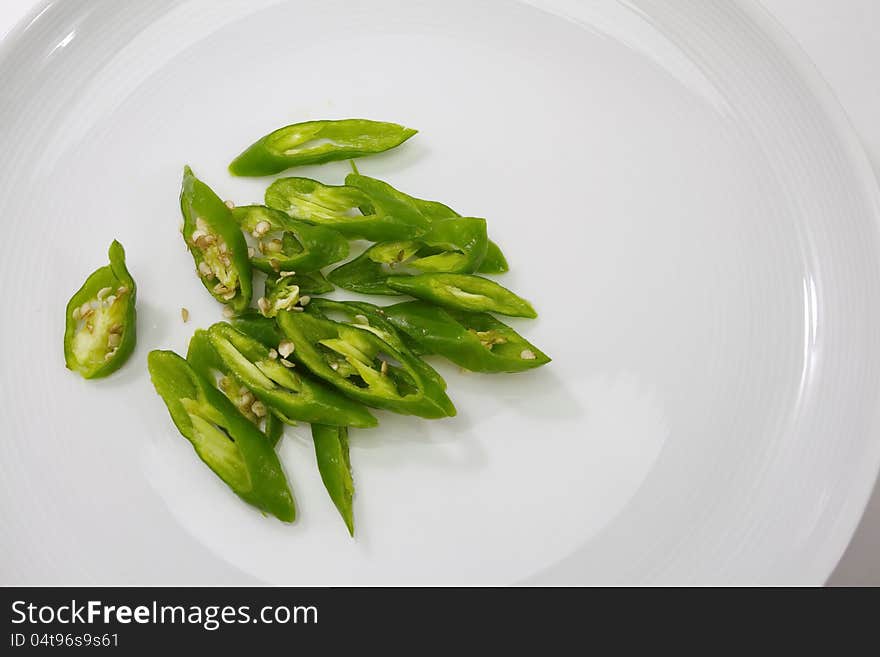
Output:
[{"left": 0, "top": 0, "right": 877, "bottom": 585}]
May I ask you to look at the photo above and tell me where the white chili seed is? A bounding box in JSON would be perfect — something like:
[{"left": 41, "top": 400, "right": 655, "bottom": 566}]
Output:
[
  {"left": 257, "top": 297, "right": 270, "bottom": 315},
  {"left": 299, "top": 295, "right": 311, "bottom": 306},
  {"left": 107, "top": 333, "right": 121, "bottom": 348},
  {"left": 72, "top": 307, "right": 82, "bottom": 321},
  {"left": 224, "top": 199, "right": 235, "bottom": 209},
  {"left": 198, "top": 261, "right": 213, "bottom": 278},
  {"left": 222, "top": 290, "right": 236, "bottom": 301},
  {"left": 268, "top": 349, "right": 278, "bottom": 360},
  {"left": 196, "top": 217, "right": 208, "bottom": 232},
  {"left": 279, "top": 270, "right": 296, "bottom": 278},
  {"left": 380, "top": 360, "right": 388, "bottom": 375},
  {"left": 190, "top": 229, "right": 207, "bottom": 243},
  {"left": 520, "top": 349, "right": 536, "bottom": 360},
  {"left": 104, "top": 295, "right": 116, "bottom": 306},
  {"left": 116, "top": 286, "right": 129, "bottom": 296},
  {"left": 278, "top": 340, "right": 295, "bottom": 358},
  {"left": 96, "top": 286, "right": 113, "bottom": 300},
  {"left": 222, "top": 306, "right": 235, "bottom": 318},
  {"left": 196, "top": 234, "right": 216, "bottom": 249},
  {"left": 254, "top": 221, "right": 271, "bottom": 237},
  {"left": 247, "top": 246, "right": 255, "bottom": 258},
  {"left": 251, "top": 401, "right": 267, "bottom": 417},
  {"left": 280, "top": 359, "right": 295, "bottom": 368}
]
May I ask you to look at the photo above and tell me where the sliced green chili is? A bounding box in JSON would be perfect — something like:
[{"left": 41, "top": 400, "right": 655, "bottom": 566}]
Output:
[
  {"left": 232, "top": 312, "right": 285, "bottom": 348},
  {"left": 187, "top": 329, "right": 284, "bottom": 447},
  {"left": 253, "top": 270, "right": 333, "bottom": 324},
  {"left": 409, "top": 217, "right": 488, "bottom": 273},
  {"left": 147, "top": 350, "right": 295, "bottom": 522},
  {"left": 386, "top": 273, "right": 537, "bottom": 318},
  {"left": 229, "top": 118, "right": 417, "bottom": 176},
  {"left": 231, "top": 204, "right": 348, "bottom": 275},
  {"left": 258, "top": 273, "right": 305, "bottom": 318},
  {"left": 306, "top": 299, "right": 411, "bottom": 353},
  {"left": 180, "top": 166, "right": 252, "bottom": 314},
  {"left": 384, "top": 302, "right": 550, "bottom": 372},
  {"left": 64, "top": 240, "right": 137, "bottom": 379},
  {"left": 326, "top": 241, "right": 420, "bottom": 295},
  {"left": 327, "top": 217, "right": 488, "bottom": 294},
  {"left": 312, "top": 424, "right": 355, "bottom": 536},
  {"left": 265, "top": 177, "right": 428, "bottom": 242},
  {"left": 305, "top": 298, "right": 446, "bottom": 389},
  {"left": 352, "top": 174, "right": 510, "bottom": 274},
  {"left": 265, "top": 270, "right": 333, "bottom": 297},
  {"left": 276, "top": 311, "right": 455, "bottom": 419},
  {"left": 207, "top": 323, "right": 378, "bottom": 429},
  {"left": 479, "top": 241, "right": 510, "bottom": 275}
]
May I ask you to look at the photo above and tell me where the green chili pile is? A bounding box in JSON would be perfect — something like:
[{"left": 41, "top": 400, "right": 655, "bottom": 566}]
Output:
[{"left": 65, "top": 118, "right": 550, "bottom": 535}]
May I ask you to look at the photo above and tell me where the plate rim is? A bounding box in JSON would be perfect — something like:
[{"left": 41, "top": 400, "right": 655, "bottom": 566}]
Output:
[{"left": 732, "top": 0, "right": 880, "bottom": 584}]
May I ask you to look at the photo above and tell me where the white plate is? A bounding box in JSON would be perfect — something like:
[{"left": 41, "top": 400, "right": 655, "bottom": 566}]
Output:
[{"left": 1, "top": 0, "right": 879, "bottom": 585}]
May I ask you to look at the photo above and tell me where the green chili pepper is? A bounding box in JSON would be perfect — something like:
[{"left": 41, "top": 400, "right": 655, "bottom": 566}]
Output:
[
  {"left": 343, "top": 173, "right": 432, "bottom": 232},
  {"left": 180, "top": 167, "right": 252, "bottom": 314},
  {"left": 312, "top": 424, "right": 355, "bottom": 536},
  {"left": 229, "top": 118, "right": 417, "bottom": 177},
  {"left": 265, "top": 177, "right": 428, "bottom": 242},
  {"left": 394, "top": 192, "right": 509, "bottom": 275},
  {"left": 345, "top": 169, "right": 510, "bottom": 274},
  {"left": 266, "top": 270, "right": 333, "bottom": 297},
  {"left": 232, "top": 312, "right": 285, "bottom": 348},
  {"left": 64, "top": 240, "right": 137, "bottom": 379},
  {"left": 326, "top": 217, "right": 488, "bottom": 295},
  {"left": 384, "top": 301, "right": 550, "bottom": 372},
  {"left": 147, "top": 350, "right": 295, "bottom": 522},
  {"left": 478, "top": 241, "right": 510, "bottom": 275},
  {"left": 231, "top": 204, "right": 348, "bottom": 275},
  {"left": 206, "top": 322, "right": 379, "bottom": 429},
  {"left": 263, "top": 407, "right": 285, "bottom": 445},
  {"left": 276, "top": 310, "right": 455, "bottom": 419},
  {"left": 258, "top": 270, "right": 334, "bottom": 321},
  {"left": 386, "top": 273, "right": 537, "bottom": 318},
  {"left": 408, "top": 216, "right": 488, "bottom": 273},
  {"left": 405, "top": 196, "right": 458, "bottom": 220},
  {"left": 305, "top": 298, "right": 446, "bottom": 389},
  {"left": 326, "top": 241, "right": 419, "bottom": 295},
  {"left": 258, "top": 273, "right": 305, "bottom": 318},
  {"left": 187, "top": 329, "right": 284, "bottom": 447},
  {"left": 306, "top": 298, "right": 411, "bottom": 353}
]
